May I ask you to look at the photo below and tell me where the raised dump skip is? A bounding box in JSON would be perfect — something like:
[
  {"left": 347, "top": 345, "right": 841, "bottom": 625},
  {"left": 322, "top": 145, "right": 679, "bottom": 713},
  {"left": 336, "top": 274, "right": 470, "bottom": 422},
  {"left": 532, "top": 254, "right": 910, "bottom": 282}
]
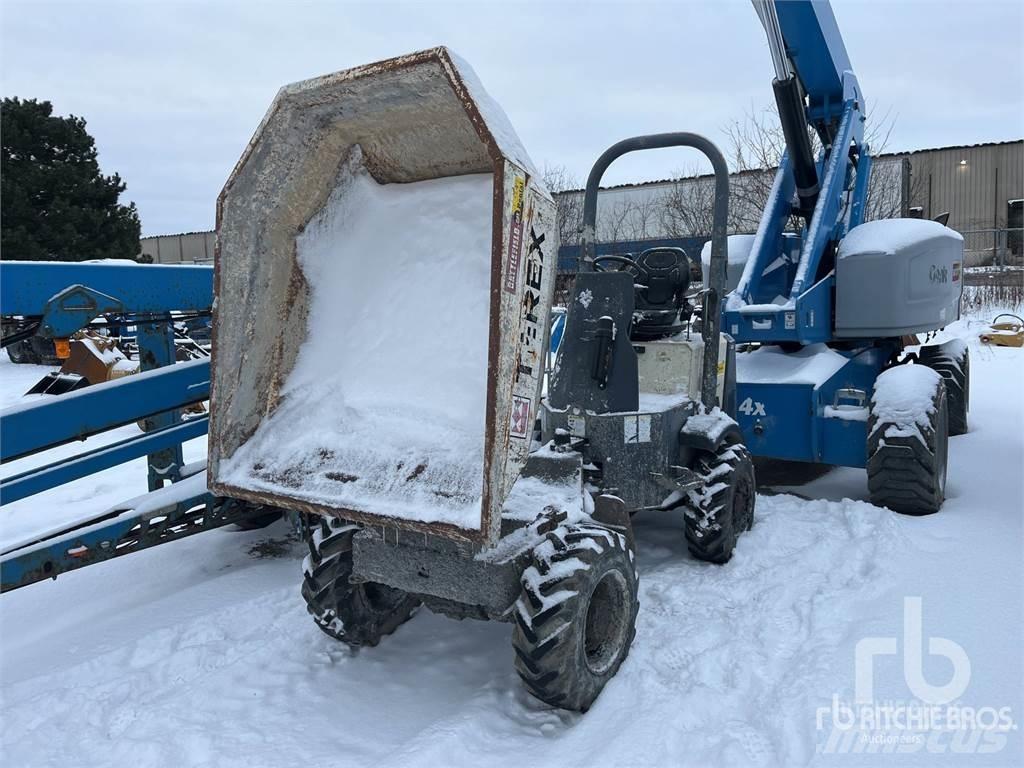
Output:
[
  {"left": 208, "top": 48, "right": 557, "bottom": 545},
  {"left": 219, "top": 153, "right": 493, "bottom": 529}
]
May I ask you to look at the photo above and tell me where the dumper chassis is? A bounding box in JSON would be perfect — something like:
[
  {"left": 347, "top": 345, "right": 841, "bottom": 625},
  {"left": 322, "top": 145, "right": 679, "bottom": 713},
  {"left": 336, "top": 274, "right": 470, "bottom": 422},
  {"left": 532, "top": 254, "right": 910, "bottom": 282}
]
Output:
[
  {"left": 207, "top": 50, "right": 756, "bottom": 712},
  {"left": 292, "top": 131, "right": 755, "bottom": 711}
]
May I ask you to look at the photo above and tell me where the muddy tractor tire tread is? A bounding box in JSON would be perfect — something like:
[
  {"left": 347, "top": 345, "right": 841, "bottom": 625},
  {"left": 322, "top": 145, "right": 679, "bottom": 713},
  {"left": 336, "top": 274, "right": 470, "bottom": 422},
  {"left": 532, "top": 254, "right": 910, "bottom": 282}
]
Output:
[
  {"left": 868, "top": 369, "right": 949, "bottom": 516},
  {"left": 512, "top": 522, "right": 639, "bottom": 712},
  {"left": 301, "top": 516, "right": 419, "bottom": 647},
  {"left": 685, "top": 443, "right": 756, "bottom": 564}
]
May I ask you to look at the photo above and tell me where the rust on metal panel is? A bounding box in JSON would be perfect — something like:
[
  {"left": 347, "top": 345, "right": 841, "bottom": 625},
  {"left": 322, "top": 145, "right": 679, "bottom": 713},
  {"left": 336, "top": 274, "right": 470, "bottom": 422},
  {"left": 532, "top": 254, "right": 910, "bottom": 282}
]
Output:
[
  {"left": 212, "top": 481, "right": 484, "bottom": 545},
  {"left": 480, "top": 158, "right": 507, "bottom": 544},
  {"left": 210, "top": 48, "right": 557, "bottom": 548}
]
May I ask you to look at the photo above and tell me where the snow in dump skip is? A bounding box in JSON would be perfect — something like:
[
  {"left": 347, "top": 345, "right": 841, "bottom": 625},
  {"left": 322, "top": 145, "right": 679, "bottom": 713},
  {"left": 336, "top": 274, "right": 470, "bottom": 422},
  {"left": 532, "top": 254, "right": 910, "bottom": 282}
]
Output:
[{"left": 221, "top": 150, "right": 493, "bottom": 530}]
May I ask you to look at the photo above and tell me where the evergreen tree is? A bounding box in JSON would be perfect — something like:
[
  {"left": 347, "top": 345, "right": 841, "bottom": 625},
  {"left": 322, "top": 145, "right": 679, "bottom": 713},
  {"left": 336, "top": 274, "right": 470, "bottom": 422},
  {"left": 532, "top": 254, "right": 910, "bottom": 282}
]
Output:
[{"left": 1, "top": 98, "right": 141, "bottom": 261}]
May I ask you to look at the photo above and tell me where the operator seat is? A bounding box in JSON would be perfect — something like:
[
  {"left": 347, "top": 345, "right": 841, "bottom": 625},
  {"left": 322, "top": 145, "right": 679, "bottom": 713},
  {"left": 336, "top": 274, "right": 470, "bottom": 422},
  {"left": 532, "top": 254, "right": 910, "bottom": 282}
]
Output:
[{"left": 631, "top": 247, "right": 691, "bottom": 341}]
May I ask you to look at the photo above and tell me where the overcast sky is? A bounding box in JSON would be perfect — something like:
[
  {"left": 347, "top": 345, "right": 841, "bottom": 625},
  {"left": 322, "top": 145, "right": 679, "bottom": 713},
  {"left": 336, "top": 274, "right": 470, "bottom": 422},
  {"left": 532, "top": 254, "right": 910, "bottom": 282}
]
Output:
[{"left": 2, "top": 0, "right": 1022, "bottom": 236}]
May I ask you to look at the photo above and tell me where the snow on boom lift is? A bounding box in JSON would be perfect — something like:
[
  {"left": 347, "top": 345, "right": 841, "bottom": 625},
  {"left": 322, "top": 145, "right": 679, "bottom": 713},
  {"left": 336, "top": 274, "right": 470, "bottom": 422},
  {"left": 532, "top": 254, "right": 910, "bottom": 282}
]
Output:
[
  {"left": 723, "top": 1, "right": 967, "bottom": 514},
  {"left": 210, "top": 48, "right": 754, "bottom": 712}
]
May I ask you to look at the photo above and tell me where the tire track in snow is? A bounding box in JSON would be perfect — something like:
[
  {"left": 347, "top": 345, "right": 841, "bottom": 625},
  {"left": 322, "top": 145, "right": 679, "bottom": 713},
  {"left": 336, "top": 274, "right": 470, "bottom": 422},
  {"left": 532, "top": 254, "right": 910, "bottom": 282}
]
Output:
[{"left": 1, "top": 493, "right": 911, "bottom": 768}]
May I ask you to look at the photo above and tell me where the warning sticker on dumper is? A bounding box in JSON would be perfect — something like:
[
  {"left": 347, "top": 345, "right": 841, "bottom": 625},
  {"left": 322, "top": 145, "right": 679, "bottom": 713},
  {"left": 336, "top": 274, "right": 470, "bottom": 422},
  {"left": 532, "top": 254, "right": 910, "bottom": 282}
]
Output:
[
  {"left": 510, "top": 394, "right": 531, "bottom": 440},
  {"left": 503, "top": 175, "right": 526, "bottom": 294}
]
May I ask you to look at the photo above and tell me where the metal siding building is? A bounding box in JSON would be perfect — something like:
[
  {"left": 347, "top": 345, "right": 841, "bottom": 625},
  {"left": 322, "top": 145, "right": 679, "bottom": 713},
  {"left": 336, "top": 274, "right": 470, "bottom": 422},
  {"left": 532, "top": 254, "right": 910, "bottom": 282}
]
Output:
[
  {"left": 139, "top": 231, "right": 215, "bottom": 264},
  {"left": 905, "top": 141, "right": 1023, "bottom": 264},
  {"left": 908, "top": 141, "right": 1023, "bottom": 229},
  {"left": 140, "top": 141, "right": 1022, "bottom": 267}
]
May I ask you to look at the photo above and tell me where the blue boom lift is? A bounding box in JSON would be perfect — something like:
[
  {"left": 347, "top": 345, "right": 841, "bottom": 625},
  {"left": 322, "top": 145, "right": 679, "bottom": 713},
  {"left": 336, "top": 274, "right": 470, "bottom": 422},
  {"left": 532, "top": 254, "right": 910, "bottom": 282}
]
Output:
[
  {"left": 723, "top": 0, "right": 967, "bottom": 514},
  {"left": 566, "top": 1, "right": 967, "bottom": 514},
  {"left": 0, "top": 261, "right": 273, "bottom": 592}
]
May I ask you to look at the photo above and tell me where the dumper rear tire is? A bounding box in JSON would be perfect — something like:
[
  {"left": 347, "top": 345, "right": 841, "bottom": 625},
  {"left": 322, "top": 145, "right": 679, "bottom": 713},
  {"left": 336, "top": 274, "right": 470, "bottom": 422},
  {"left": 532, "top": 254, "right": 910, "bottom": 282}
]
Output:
[
  {"left": 301, "top": 516, "right": 419, "bottom": 647},
  {"left": 512, "top": 523, "right": 638, "bottom": 712},
  {"left": 685, "top": 443, "right": 756, "bottom": 564},
  {"left": 867, "top": 368, "right": 949, "bottom": 515}
]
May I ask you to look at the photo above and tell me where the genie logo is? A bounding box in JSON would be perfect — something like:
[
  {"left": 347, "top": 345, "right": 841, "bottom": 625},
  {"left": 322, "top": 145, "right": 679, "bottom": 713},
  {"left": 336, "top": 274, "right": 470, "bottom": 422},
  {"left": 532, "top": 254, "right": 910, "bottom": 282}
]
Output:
[{"left": 929, "top": 264, "right": 949, "bottom": 284}]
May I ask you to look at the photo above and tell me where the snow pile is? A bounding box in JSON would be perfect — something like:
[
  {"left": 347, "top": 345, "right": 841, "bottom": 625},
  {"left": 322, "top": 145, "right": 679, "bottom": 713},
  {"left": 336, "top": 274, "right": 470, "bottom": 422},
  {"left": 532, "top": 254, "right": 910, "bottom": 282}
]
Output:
[
  {"left": 839, "top": 218, "right": 962, "bottom": 256},
  {"left": 701, "top": 234, "right": 755, "bottom": 293},
  {"left": 449, "top": 51, "right": 542, "bottom": 183},
  {"left": 680, "top": 406, "right": 737, "bottom": 444},
  {"left": 736, "top": 343, "right": 850, "bottom": 386},
  {"left": 700, "top": 234, "right": 756, "bottom": 267},
  {"left": 928, "top": 336, "right": 968, "bottom": 362},
  {"left": 870, "top": 363, "right": 941, "bottom": 438},
  {"left": 823, "top": 404, "right": 868, "bottom": 422},
  {"left": 220, "top": 152, "right": 493, "bottom": 530}
]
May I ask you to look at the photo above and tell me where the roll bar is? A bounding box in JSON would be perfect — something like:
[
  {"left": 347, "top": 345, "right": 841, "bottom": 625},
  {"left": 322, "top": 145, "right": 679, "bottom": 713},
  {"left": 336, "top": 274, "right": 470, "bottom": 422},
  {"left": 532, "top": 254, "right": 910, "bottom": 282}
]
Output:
[{"left": 578, "top": 133, "right": 729, "bottom": 410}]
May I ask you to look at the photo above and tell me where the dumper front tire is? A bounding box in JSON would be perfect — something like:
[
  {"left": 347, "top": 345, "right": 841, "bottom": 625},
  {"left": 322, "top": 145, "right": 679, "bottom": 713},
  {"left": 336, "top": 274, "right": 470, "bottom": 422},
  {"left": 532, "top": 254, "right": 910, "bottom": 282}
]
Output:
[
  {"left": 685, "top": 443, "right": 756, "bottom": 564},
  {"left": 867, "top": 367, "right": 949, "bottom": 515},
  {"left": 301, "top": 516, "right": 419, "bottom": 647},
  {"left": 512, "top": 523, "right": 639, "bottom": 712}
]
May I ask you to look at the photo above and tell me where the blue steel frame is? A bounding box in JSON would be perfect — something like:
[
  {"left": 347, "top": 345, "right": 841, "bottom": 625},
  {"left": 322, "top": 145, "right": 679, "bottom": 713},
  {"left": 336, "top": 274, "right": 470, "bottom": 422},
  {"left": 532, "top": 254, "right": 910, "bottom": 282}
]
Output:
[
  {"left": 1, "top": 358, "right": 210, "bottom": 462},
  {"left": 2, "top": 417, "right": 208, "bottom": 504},
  {"left": 720, "top": 0, "right": 902, "bottom": 468},
  {"left": 0, "top": 261, "right": 231, "bottom": 591},
  {"left": 733, "top": 341, "right": 898, "bottom": 468},
  {"left": 1, "top": 261, "right": 213, "bottom": 491},
  {"left": 1, "top": 261, "right": 213, "bottom": 318},
  {"left": 724, "top": 0, "right": 870, "bottom": 346}
]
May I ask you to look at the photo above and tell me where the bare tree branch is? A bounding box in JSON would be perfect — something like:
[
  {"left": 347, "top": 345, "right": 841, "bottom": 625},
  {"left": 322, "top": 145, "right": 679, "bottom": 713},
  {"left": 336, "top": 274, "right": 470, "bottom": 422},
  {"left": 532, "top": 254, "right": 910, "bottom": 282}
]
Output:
[{"left": 542, "top": 163, "right": 583, "bottom": 246}]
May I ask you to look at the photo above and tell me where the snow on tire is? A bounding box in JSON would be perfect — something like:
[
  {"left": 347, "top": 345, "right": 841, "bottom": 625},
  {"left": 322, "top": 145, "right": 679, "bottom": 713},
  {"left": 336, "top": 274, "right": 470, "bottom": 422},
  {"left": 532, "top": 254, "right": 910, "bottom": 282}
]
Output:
[
  {"left": 301, "top": 515, "right": 419, "bottom": 647},
  {"left": 868, "top": 364, "right": 949, "bottom": 516},
  {"left": 918, "top": 339, "right": 969, "bottom": 436},
  {"left": 512, "top": 523, "right": 639, "bottom": 712},
  {"left": 685, "top": 443, "right": 756, "bottom": 564}
]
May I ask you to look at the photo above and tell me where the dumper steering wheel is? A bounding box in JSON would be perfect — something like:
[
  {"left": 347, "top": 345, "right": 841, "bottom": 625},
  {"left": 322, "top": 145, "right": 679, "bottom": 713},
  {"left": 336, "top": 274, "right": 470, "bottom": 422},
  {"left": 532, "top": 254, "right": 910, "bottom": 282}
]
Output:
[{"left": 592, "top": 255, "right": 649, "bottom": 281}]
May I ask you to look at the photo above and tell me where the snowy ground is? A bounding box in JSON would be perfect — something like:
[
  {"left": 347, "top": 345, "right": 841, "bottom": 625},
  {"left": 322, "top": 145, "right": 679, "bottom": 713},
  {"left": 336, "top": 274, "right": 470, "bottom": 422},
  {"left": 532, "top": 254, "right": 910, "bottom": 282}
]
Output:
[{"left": 1, "top": 317, "right": 1022, "bottom": 767}]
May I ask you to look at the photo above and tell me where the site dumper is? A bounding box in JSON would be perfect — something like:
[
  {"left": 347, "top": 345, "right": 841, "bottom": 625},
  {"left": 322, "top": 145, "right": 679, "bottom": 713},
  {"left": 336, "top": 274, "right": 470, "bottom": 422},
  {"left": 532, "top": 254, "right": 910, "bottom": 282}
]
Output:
[{"left": 209, "top": 48, "right": 755, "bottom": 711}]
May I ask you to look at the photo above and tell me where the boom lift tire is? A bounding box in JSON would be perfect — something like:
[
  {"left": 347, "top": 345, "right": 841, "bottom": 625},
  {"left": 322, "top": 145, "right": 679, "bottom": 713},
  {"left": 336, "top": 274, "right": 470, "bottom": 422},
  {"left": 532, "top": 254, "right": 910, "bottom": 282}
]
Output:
[
  {"left": 301, "top": 516, "right": 419, "bottom": 647},
  {"left": 918, "top": 343, "right": 969, "bottom": 436},
  {"left": 512, "top": 522, "right": 639, "bottom": 712},
  {"left": 685, "top": 443, "right": 756, "bottom": 564},
  {"left": 867, "top": 370, "right": 949, "bottom": 516}
]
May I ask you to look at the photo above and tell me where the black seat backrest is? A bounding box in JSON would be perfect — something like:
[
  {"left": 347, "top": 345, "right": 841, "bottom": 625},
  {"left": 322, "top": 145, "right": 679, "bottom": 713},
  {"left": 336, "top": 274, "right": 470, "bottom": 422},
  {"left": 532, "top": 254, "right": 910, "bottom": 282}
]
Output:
[{"left": 634, "top": 247, "right": 690, "bottom": 310}]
